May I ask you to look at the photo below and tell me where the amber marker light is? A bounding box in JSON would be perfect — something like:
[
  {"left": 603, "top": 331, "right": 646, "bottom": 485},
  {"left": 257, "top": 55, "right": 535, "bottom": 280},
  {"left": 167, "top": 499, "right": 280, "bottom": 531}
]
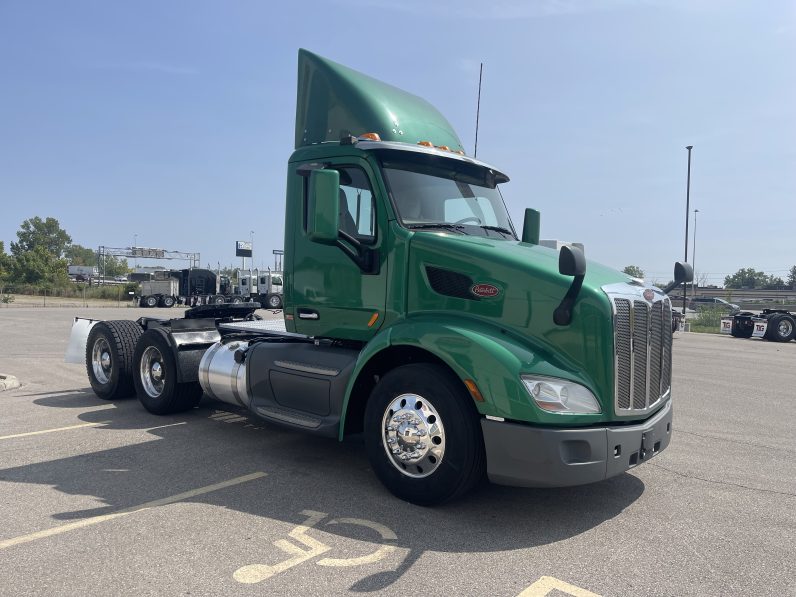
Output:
[
  {"left": 417, "top": 140, "right": 434, "bottom": 147},
  {"left": 464, "top": 379, "right": 484, "bottom": 402},
  {"left": 367, "top": 312, "right": 380, "bottom": 328},
  {"left": 453, "top": 149, "right": 465, "bottom": 155},
  {"left": 436, "top": 145, "right": 450, "bottom": 151},
  {"left": 358, "top": 132, "right": 381, "bottom": 141}
]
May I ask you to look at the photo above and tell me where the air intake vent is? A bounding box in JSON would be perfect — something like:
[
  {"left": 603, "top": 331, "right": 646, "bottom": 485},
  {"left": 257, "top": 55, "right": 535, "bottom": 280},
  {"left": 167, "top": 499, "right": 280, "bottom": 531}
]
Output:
[{"left": 425, "top": 266, "right": 478, "bottom": 301}]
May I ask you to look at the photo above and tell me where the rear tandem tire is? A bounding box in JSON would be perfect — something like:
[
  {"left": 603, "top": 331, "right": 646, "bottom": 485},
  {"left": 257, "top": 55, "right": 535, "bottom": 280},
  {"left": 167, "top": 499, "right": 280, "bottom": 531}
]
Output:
[
  {"left": 133, "top": 329, "right": 203, "bottom": 415},
  {"left": 85, "top": 321, "right": 143, "bottom": 400},
  {"left": 144, "top": 296, "right": 158, "bottom": 308},
  {"left": 363, "top": 363, "right": 486, "bottom": 506},
  {"left": 766, "top": 314, "right": 796, "bottom": 342}
]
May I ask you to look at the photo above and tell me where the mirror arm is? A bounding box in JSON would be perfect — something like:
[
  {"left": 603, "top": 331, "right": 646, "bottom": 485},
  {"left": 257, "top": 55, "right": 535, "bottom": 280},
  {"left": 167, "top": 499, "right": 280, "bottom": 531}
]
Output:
[
  {"left": 661, "top": 279, "right": 682, "bottom": 295},
  {"left": 553, "top": 275, "right": 585, "bottom": 326}
]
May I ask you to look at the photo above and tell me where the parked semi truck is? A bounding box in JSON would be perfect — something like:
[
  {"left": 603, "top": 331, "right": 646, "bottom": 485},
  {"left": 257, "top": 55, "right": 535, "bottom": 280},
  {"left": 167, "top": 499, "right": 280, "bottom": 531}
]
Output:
[
  {"left": 133, "top": 268, "right": 234, "bottom": 307},
  {"left": 237, "top": 269, "right": 284, "bottom": 308},
  {"left": 67, "top": 50, "right": 692, "bottom": 505},
  {"left": 134, "top": 268, "right": 283, "bottom": 308},
  {"left": 721, "top": 309, "right": 796, "bottom": 342}
]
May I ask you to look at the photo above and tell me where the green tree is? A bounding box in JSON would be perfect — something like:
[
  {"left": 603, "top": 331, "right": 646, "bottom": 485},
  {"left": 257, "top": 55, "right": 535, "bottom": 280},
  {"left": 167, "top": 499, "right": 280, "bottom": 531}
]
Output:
[
  {"left": 0, "top": 241, "right": 13, "bottom": 282},
  {"left": 100, "top": 255, "right": 130, "bottom": 277},
  {"left": 66, "top": 244, "right": 97, "bottom": 266},
  {"left": 10, "top": 216, "right": 72, "bottom": 259},
  {"left": 724, "top": 268, "right": 785, "bottom": 290},
  {"left": 788, "top": 266, "right": 796, "bottom": 289},
  {"left": 10, "top": 246, "right": 70, "bottom": 286},
  {"left": 622, "top": 265, "right": 644, "bottom": 278}
]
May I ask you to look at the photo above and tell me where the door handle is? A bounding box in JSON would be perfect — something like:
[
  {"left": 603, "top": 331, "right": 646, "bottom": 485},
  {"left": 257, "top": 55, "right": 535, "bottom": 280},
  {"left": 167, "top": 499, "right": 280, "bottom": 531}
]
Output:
[{"left": 297, "top": 309, "right": 319, "bottom": 320}]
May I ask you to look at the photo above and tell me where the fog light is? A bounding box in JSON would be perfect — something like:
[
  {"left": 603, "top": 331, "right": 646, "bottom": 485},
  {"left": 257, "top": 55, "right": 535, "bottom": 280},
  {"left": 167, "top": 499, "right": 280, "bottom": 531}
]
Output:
[{"left": 521, "top": 375, "right": 601, "bottom": 414}]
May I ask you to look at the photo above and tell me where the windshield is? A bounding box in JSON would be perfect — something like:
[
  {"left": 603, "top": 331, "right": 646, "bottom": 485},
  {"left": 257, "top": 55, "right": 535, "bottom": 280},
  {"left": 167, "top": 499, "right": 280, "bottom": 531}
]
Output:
[{"left": 382, "top": 164, "right": 516, "bottom": 239}]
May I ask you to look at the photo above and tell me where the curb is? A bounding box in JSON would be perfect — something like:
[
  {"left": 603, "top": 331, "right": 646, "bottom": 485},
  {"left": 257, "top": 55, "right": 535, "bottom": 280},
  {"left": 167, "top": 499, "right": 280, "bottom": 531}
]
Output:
[{"left": 0, "top": 374, "right": 20, "bottom": 392}]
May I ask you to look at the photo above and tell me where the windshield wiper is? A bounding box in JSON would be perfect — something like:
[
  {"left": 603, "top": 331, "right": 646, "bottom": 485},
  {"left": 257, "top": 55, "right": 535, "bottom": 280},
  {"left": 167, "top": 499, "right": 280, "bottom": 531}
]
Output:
[
  {"left": 479, "top": 225, "right": 515, "bottom": 237},
  {"left": 406, "top": 223, "right": 467, "bottom": 234}
]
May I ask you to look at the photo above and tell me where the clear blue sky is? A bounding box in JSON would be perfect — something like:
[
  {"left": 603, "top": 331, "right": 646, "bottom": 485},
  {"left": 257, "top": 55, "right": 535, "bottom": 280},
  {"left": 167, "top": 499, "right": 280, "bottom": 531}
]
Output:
[{"left": 1, "top": 0, "right": 793, "bottom": 285}]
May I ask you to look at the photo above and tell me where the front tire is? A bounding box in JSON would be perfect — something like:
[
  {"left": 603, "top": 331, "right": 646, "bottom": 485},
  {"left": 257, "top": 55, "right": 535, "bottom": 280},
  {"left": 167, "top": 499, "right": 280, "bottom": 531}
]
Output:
[
  {"left": 133, "top": 330, "right": 203, "bottom": 414},
  {"left": 85, "top": 321, "right": 143, "bottom": 400},
  {"left": 143, "top": 296, "right": 158, "bottom": 308},
  {"left": 364, "top": 363, "right": 485, "bottom": 506}
]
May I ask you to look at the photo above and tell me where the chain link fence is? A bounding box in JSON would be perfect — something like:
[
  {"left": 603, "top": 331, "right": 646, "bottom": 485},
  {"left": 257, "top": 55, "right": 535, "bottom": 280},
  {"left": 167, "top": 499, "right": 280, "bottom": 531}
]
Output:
[{"left": 0, "top": 285, "right": 138, "bottom": 308}]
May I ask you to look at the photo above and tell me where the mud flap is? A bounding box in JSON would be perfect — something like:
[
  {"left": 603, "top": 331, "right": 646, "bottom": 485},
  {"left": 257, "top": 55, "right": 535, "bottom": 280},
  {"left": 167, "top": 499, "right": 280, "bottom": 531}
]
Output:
[{"left": 64, "top": 317, "right": 99, "bottom": 364}]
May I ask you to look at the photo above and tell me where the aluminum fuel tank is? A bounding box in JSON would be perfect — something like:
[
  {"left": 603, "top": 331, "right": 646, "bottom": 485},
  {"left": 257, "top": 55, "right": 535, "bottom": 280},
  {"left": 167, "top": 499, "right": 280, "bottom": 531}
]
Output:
[{"left": 198, "top": 341, "right": 251, "bottom": 408}]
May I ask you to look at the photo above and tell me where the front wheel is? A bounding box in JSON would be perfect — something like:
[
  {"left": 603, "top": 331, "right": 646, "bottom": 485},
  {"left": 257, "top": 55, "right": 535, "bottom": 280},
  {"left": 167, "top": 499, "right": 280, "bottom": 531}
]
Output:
[
  {"left": 133, "top": 330, "right": 203, "bottom": 414},
  {"left": 364, "top": 363, "right": 485, "bottom": 506}
]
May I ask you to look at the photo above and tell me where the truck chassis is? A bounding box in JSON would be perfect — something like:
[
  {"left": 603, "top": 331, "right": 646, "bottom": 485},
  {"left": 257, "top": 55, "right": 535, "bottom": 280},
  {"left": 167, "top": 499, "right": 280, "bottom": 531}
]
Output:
[{"left": 721, "top": 309, "right": 796, "bottom": 342}]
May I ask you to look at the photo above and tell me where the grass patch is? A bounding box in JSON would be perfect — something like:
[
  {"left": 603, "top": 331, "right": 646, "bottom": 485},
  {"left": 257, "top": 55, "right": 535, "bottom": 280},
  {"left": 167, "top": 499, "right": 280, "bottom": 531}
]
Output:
[{"left": 689, "top": 306, "right": 726, "bottom": 334}]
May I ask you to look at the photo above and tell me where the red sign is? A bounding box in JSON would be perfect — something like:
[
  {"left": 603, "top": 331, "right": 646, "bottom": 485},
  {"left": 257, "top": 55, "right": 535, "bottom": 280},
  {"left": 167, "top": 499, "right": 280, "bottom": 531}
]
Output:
[{"left": 471, "top": 284, "right": 500, "bottom": 298}]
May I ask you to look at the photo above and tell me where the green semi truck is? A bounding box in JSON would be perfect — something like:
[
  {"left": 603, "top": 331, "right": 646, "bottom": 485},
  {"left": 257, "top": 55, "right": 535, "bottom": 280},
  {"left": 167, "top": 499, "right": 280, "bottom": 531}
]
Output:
[{"left": 68, "top": 50, "right": 692, "bottom": 505}]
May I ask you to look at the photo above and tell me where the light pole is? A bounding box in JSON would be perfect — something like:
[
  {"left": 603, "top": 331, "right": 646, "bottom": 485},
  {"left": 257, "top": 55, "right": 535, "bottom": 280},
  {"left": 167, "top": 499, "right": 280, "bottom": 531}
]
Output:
[
  {"left": 692, "top": 209, "right": 699, "bottom": 296},
  {"left": 682, "top": 145, "right": 693, "bottom": 317},
  {"left": 249, "top": 230, "right": 254, "bottom": 287},
  {"left": 133, "top": 234, "right": 138, "bottom": 269}
]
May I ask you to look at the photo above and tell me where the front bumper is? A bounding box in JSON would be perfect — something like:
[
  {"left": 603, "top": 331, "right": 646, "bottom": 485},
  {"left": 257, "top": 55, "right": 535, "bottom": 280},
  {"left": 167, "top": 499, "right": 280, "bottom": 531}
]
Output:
[{"left": 481, "top": 400, "right": 672, "bottom": 488}]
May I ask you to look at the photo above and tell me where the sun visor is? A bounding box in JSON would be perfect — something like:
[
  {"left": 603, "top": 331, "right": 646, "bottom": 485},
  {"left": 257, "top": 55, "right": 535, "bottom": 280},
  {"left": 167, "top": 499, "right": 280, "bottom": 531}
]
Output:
[{"left": 295, "top": 49, "right": 464, "bottom": 152}]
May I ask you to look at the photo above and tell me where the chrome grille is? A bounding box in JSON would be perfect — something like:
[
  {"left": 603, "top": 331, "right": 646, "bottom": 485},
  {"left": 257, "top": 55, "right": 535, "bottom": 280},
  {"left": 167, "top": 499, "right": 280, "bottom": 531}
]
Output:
[{"left": 607, "top": 288, "right": 672, "bottom": 416}]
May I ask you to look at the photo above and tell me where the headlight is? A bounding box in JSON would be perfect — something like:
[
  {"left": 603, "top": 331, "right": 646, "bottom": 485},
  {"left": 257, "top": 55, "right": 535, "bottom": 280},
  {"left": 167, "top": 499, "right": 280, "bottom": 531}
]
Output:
[{"left": 521, "top": 375, "right": 601, "bottom": 414}]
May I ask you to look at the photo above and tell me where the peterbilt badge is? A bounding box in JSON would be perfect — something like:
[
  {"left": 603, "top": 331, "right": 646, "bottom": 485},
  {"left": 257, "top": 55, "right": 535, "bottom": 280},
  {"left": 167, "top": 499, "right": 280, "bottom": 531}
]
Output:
[
  {"left": 471, "top": 284, "right": 501, "bottom": 298},
  {"left": 643, "top": 289, "right": 655, "bottom": 302}
]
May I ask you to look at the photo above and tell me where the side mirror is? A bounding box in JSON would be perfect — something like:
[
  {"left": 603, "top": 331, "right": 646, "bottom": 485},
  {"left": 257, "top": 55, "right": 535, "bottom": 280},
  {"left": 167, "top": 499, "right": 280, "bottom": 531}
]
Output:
[
  {"left": 307, "top": 169, "right": 340, "bottom": 244},
  {"left": 559, "top": 245, "right": 586, "bottom": 277},
  {"left": 553, "top": 245, "right": 586, "bottom": 326},
  {"left": 662, "top": 262, "right": 694, "bottom": 295},
  {"left": 521, "top": 208, "right": 540, "bottom": 245}
]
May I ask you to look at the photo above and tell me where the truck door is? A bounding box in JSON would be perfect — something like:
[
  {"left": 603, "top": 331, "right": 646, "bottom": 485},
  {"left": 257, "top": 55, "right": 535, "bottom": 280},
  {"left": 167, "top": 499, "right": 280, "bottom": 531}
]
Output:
[{"left": 289, "top": 160, "right": 387, "bottom": 341}]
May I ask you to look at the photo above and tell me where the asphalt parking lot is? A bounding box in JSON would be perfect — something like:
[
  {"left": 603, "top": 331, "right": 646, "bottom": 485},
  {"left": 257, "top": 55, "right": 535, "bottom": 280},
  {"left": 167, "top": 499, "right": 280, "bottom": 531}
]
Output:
[{"left": 0, "top": 308, "right": 794, "bottom": 596}]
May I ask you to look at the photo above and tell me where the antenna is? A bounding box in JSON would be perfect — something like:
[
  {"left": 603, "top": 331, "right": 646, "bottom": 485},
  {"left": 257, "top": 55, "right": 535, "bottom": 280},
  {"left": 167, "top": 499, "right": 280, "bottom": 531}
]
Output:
[{"left": 474, "top": 62, "right": 483, "bottom": 158}]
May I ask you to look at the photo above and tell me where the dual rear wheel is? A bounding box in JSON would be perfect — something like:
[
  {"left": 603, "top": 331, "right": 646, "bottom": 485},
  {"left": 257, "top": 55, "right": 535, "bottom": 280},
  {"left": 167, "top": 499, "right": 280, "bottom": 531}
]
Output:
[{"left": 86, "top": 321, "right": 202, "bottom": 413}]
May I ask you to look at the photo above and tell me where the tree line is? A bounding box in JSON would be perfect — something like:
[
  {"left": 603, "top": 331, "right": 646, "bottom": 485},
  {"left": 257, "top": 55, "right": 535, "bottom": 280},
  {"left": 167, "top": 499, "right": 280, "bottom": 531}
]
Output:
[
  {"left": 0, "top": 217, "right": 129, "bottom": 287},
  {"left": 622, "top": 265, "right": 796, "bottom": 290}
]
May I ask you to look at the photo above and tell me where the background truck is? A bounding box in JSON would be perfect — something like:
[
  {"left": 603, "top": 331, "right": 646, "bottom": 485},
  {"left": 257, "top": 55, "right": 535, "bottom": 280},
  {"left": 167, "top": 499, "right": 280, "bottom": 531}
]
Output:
[
  {"left": 134, "top": 268, "right": 284, "bottom": 308},
  {"left": 133, "top": 268, "right": 232, "bottom": 307},
  {"left": 237, "top": 269, "right": 284, "bottom": 308},
  {"left": 68, "top": 49, "right": 691, "bottom": 505},
  {"left": 68, "top": 265, "right": 98, "bottom": 281},
  {"left": 721, "top": 309, "right": 796, "bottom": 342}
]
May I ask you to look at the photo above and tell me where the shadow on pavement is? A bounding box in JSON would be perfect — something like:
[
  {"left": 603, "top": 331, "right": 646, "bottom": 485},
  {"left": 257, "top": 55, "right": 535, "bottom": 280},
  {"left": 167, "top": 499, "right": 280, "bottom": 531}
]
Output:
[{"left": 4, "top": 393, "right": 646, "bottom": 591}]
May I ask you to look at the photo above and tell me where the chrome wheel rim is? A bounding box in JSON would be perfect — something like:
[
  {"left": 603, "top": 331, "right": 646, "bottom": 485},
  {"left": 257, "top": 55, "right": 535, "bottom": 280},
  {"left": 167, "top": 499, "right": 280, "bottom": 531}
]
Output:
[
  {"left": 91, "top": 338, "right": 112, "bottom": 384},
  {"left": 140, "top": 346, "right": 165, "bottom": 398},
  {"left": 778, "top": 319, "right": 793, "bottom": 338},
  {"left": 381, "top": 393, "right": 445, "bottom": 478},
  {"left": 268, "top": 296, "right": 280, "bottom": 307}
]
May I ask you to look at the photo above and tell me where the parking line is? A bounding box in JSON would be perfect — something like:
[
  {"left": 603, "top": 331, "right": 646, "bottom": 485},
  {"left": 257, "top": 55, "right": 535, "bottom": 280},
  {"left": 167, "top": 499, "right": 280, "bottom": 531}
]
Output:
[
  {"left": 0, "top": 422, "right": 109, "bottom": 441},
  {"left": 0, "top": 471, "right": 267, "bottom": 550}
]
